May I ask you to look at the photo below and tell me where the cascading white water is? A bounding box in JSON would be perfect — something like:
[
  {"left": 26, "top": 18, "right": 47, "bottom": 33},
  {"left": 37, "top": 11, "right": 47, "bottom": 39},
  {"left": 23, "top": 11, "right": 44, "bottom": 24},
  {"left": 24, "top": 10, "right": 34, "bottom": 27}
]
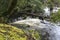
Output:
[
  {"left": 12, "top": 18, "right": 60, "bottom": 40},
  {"left": 10, "top": 7, "right": 60, "bottom": 40}
]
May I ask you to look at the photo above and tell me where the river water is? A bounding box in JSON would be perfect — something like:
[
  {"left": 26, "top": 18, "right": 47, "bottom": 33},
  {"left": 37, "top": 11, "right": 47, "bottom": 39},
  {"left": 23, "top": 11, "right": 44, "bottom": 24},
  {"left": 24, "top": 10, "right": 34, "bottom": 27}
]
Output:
[
  {"left": 10, "top": 7, "right": 60, "bottom": 40},
  {"left": 12, "top": 18, "right": 60, "bottom": 40}
]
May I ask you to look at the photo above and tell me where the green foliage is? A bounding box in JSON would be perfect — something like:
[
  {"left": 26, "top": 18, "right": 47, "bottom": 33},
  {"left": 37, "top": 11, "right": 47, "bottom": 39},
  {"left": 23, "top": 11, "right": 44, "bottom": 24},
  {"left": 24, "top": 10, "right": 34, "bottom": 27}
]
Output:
[
  {"left": 45, "top": 0, "right": 60, "bottom": 7},
  {"left": 0, "top": 24, "right": 41, "bottom": 40},
  {"left": 51, "top": 10, "right": 60, "bottom": 22},
  {"left": 29, "top": 30, "right": 41, "bottom": 40},
  {"left": 0, "top": 0, "right": 17, "bottom": 23},
  {"left": 17, "top": 0, "right": 27, "bottom": 11},
  {"left": 17, "top": 0, "right": 44, "bottom": 13},
  {"left": 0, "top": 0, "right": 60, "bottom": 23},
  {"left": 0, "top": 0, "right": 10, "bottom": 15},
  {"left": 0, "top": 0, "right": 44, "bottom": 23}
]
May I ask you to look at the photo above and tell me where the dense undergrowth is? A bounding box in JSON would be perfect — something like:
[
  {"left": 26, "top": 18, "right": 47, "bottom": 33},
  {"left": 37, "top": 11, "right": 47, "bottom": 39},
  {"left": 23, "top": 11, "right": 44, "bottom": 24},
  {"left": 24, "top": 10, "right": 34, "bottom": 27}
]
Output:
[
  {"left": 51, "top": 10, "right": 60, "bottom": 22},
  {"left": 0, "top": 24, "right": 41, "bottom": 40}
]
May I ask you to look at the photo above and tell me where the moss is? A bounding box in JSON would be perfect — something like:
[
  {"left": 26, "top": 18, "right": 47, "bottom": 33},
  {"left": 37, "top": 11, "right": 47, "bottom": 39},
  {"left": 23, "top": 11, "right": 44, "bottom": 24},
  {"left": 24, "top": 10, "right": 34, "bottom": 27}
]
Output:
[
  {"left": 29, "top": 30, "right": 41, "bottom": 40},
  {"left": 0, "top": 24, "right": 41, "bottom": 40}
]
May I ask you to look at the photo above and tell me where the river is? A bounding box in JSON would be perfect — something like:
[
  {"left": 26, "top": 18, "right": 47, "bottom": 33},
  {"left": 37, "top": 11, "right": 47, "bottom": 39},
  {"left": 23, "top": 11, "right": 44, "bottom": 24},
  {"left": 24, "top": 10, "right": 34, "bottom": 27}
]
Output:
[
  {"left": 9, "top": 7, "right": 60, "bottom": 40},
  {"left": 11, "top": 18, "right": 60, "bottom": 40}
]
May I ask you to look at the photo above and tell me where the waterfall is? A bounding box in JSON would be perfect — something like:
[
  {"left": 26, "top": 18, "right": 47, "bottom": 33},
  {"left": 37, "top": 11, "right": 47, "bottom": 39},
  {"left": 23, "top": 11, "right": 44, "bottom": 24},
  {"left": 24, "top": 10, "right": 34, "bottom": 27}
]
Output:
[
  {"left": 12, "top": 18, "right": 60, "bottom": 40},
  {"left": 43, "top": 7, "right": 60, "bottom": 17}
]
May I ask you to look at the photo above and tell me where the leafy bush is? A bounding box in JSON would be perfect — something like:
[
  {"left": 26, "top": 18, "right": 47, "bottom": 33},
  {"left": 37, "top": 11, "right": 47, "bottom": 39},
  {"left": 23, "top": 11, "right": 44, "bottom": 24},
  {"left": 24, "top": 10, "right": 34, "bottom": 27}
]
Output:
[{"left": 51, "top": 10, "right": 60, "bottom": 22}]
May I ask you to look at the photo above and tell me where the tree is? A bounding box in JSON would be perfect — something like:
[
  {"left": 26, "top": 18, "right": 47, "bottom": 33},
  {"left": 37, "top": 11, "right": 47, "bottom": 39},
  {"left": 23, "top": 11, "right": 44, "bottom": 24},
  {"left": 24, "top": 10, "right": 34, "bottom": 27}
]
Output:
[{"left": 0, "top": 0, "right": 17, "bottom": 23}]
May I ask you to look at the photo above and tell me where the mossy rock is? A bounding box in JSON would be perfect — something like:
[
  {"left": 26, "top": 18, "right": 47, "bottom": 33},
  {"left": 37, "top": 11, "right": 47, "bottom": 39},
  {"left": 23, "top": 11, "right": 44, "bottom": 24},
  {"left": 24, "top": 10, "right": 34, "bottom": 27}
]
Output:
[{"left": 0, "top": 24, "right": 41, "bottom": 40}]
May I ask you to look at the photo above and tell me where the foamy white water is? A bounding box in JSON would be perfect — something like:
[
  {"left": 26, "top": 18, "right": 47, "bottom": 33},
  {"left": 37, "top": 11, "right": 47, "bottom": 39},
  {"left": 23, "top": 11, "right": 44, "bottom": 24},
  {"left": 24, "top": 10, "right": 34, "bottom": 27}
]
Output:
[{"left": 12, "top": 18, "right": 60, "bottom": 40}]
